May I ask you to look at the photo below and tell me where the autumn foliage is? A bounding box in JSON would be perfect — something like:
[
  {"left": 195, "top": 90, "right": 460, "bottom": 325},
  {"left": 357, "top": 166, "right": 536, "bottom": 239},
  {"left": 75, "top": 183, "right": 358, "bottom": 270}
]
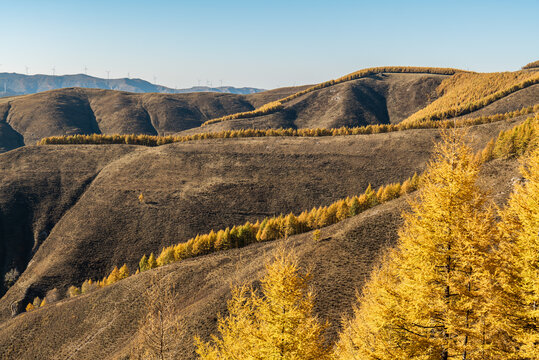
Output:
[
  {"left": 336, "top": 132, "right": 539, "bottom": 359},
  {"left": 404, "top": 70, "right": 539, "bottom": 124},
  {"left": 195, "top": 248, "right": 332, "bottom": 359},
  {"left": 38, "top": 104, "right": 539, "bottom": 147},
  {"left": 522, "top": 60, "right": 539, "bottom": 69}
]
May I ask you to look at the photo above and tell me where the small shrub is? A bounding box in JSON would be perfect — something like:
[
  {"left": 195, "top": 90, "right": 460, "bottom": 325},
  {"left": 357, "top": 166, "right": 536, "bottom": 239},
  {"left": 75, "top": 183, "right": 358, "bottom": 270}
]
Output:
[
  {"left": 3, "top": 268, "right": 20, "bottom": 288},
  {"left": 68, "top": 286, "right": 81, "bottom": 298}
]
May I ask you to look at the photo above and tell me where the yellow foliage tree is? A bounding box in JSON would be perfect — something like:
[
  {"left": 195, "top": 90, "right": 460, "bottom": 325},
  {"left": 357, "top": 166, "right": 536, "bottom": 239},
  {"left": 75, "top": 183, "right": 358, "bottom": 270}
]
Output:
[
  {"left": 118, "top": 264, "right": 129, "bottom": 280},
  {"left": 336, "top": 131, "right": 500, "bottom": 359},
  {"left": 106, "top": 266, "right": 120, "bottom": 285},
  {"left": 148, "top": 253, "right": 158, "bottom": 269},
  {"left": 195, "top": 248, "right": 332, "bottom": 360},
  {"left": 495, "top": 147, "right": 539, "bottom": 359}
]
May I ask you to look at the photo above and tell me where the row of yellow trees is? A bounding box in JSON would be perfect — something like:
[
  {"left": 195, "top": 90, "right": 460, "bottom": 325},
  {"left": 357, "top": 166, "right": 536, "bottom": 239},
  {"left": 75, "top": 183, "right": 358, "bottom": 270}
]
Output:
[
  {"left": 196, "top": 131, "right": 538, "bottom": 359},
  {"left": 523, "top": 60, "right": 539, "bottom": 69},
  {"left": 63, "top": 175, "right": 420, "bottom": 301},
  {"left": 25, "top": 264, "right": 130, "bottom": 310},
  {"left": 202, "top": 66, "right": 464, "bottom": 126},
  {"left": 404, "top": 70, "right": 539, "bottom": 124},
  {"left": 37, "top": 104, "right": 538, "bottom": 147}
]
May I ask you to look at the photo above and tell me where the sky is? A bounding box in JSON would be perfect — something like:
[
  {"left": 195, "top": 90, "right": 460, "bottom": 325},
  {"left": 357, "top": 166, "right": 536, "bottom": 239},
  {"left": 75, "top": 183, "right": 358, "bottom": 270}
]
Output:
[{"left": 1, "top": 0, "right": 538, "bottom": 89}]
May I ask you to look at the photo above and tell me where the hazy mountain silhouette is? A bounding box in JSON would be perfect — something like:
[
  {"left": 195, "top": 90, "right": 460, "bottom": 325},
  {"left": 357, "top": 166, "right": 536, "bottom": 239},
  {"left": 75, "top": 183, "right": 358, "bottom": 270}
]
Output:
[{"left": 0, "top": 73, "right": 263, "bottom": 97}]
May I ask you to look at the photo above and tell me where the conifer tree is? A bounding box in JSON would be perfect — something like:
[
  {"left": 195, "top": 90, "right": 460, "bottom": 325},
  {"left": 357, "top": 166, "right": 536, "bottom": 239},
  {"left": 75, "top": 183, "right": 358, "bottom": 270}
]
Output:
[
  {"left": 196, "top": 248, "right": 331, "bottom": 359},
  {"left": 495, "top": 147, "right": 539, "bottom": 358},
  {"left": 336, "top": 201, "right": 350, "bottom": 221},
  {"left": 139, "top": 255, "right": 149, "bottom": 272},
  {"left": 336, "top": 131, "right": 499, "bottom": 360},
  {"left": 132, "top": 276, "right": 183, "bottom": 360},
  {"left": 349, "top": 197, "right": 361, "bottom": 216},
  {"left": 106, "top": 266, "right": 120, "bottom": 285},
  {"left": 119, "top": 264, "right": 129, "bottom": 280},
  {"left": 68, "top": 285, "right": 81, "bottom": 297},
  {"left": 32, "top": 296, "right": 42, "bottom": 308},
  {"left": 148, "top": 253, "right": 158, "bottom": 270}
]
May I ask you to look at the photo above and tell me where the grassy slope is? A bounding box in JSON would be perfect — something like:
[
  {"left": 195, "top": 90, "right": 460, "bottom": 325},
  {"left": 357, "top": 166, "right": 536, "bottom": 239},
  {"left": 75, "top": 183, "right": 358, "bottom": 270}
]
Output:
[
  {"left": 180, "top": 73, "right": 448, "bottom": 135},
  {"left": 0, "top": 87, "right": 289, "bottom": 150},
  {"left": 0, "top": 117, "right": 523, "bottom": 325},
  {"left": 0, "top": 145, "right": 140, "bottom": 298},
  {"left": 201, "top": 67, "right": 463, "bottom": 126},
  {"left": 0, "top": 156, "right": 519, "bottom": 360}
]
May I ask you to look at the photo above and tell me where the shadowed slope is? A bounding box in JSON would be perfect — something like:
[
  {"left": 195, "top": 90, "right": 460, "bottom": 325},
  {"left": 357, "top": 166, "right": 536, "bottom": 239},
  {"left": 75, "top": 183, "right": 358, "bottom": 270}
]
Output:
[{"left": 0, "top": 145, "right": 140, "bottom": 300}]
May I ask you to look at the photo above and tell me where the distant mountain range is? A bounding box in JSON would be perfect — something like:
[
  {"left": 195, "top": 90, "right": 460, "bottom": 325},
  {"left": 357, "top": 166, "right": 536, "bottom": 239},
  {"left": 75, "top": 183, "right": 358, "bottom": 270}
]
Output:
[{"left": 0, "top": 73, "right": 264, "bottom": 97}]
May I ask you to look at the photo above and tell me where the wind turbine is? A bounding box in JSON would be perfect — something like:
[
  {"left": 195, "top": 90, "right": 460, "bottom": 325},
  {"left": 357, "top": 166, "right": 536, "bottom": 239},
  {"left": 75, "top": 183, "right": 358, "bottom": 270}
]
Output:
[
  {"left": 84, "top": 65, "right": 88, "bottom": 75},
  {"left": 52, "top": 66, "right": 55, "bottom": 76},
  {"left": 25, "top": 66, "right": 29, "bottom": 75}
]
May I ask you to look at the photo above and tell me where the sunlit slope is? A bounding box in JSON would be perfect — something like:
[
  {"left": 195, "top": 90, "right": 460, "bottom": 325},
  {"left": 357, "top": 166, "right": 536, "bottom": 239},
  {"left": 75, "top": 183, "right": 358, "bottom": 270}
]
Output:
[
  {"left": 403, "top": 70, "right": 539, "bottom": 124},
  {"left": 0, "top": 117, "right": 519, "bottom": 323}
]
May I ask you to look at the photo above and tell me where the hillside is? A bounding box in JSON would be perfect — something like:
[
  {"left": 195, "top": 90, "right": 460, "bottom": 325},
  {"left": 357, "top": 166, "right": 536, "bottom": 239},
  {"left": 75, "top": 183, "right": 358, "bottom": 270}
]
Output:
[
  {"left": 0, "top": 72, "right": 263, "bottom": 97},
  {"left": 0, "top": 86, "right": 314, "bottom": 153},
  {"left": 0, "top": 72, "right": 443, "bottom": 153},
  {"left": 180, "top": 72, "right": 449, "bottom": 135},
  {"left": 0, "top": 150, "right": 520, "bottom": 359},
  {"left": 0, "top": 62, "right": 537, "bottom": 360}
]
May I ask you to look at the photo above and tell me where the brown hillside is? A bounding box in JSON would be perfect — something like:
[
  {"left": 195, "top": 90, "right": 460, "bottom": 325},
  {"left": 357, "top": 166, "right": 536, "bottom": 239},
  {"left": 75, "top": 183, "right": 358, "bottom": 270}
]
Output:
[
  {"left": 0, "top": 88, "right": 257, "bottom": 151},
  {"left": 178, "top": 73, "right": 448, "bottom": 135},
  {"left": 0, "top": 117, "right": 522, "bottom": 324},
  {"left": 0, "top": 155, "right": 519, "bottom": 360},
  {"left": 0, "top": 85, "right": 312, "bottom": 153},
  {"left": 0, "top": 145, "right": 140, "bottom": 298}
]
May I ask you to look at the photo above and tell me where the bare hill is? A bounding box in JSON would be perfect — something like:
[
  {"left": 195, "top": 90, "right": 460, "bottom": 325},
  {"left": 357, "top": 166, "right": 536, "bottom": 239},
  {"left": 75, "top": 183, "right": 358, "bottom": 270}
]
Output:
[
  {"left": 0, "top": 72, "right": 450, "bottom": 152},
  {"left": 179, "top": 73, "right": 448, "bottom": 135},
  {"left": 0, "top": 86, "right": 308, "bottom": 153},
  {"left": 0, "top": 154, "right": 520, "bottom": 360},
  {"left": 0, "top": 118, "right": 521, "bottom": 324}
]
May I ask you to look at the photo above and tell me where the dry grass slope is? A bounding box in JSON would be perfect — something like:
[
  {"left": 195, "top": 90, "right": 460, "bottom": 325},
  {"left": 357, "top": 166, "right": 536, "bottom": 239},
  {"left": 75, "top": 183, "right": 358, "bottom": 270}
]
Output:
[{"left": 202, "top": 67, "right": 464, "bottom": 126}]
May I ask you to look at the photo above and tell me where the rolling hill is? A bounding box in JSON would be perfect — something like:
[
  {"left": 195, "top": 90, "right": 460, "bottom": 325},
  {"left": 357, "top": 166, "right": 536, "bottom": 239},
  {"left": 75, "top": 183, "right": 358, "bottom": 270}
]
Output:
[
  {"left": 0, "top": 71, "right": 445, "bottom": 152},
  {"left": 0, "top": 63, "right": 537, "bottom": 359}
]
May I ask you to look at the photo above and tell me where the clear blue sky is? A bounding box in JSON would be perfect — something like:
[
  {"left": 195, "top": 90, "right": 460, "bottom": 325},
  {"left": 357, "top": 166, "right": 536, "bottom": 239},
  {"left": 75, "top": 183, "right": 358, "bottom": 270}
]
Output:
[{"left": 1, "top": 0, "right": 538, "bottom": 89}]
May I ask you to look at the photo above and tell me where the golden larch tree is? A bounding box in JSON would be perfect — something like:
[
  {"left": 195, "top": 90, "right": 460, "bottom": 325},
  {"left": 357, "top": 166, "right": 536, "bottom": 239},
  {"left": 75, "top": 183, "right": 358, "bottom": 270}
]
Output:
[
  {"left": 195, "top": 248, "right": 332, "bottom": 360},
  {"left": 495, "top": 146, "right": 539, "bottom": 359},
  {"left": 336, "top": 131, "right": 500, "bottom": 360}
]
